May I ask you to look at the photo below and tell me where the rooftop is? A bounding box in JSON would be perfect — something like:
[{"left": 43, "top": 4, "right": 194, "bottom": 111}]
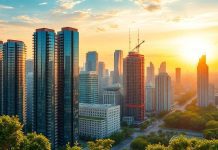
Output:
[
  {"left": 62, "top": 27, "right": 78, "bottom": 31},
  {"left": 36, "top": 28, "right": 54, "bottom": 32},
  {"left": 79, "top": 103, "right": 117, "bottom": 109}
]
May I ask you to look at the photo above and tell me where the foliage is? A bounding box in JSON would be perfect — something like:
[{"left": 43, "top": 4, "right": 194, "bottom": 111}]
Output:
[
  {"left": 139, "top": 120, "right": 150, "bottom": 131},
  {"left": 66, "top": 142, "right": 82, "bottom": 150},
  {"left": 21, "top": 133, "right": 51, "bottom": 150},
  {"left": 0, "top": 115, "right": 24, "bottom": 149},
  {"left": 130, "top": 131, "right": 174, "bottom": 150},
  {"left": 164, "top": 105, "right": 218, "bottom": 133},
  {"left": 130, "top": 137, "right": 149, "bottom": 150},
  {"left": 147, "top": 144, "right": 168, "bottom": 150},
  {"left": 87, "top": 139, "right": 114, "bottom": 150},
  {"left": 0, "top": 115, "right": 51, "bottom": 150},
  {"left": 147, "top": 135, "right": 218, "bottom": 150},
  {"left": 203, "top": 128, "right": 218, "bottom": 140}
]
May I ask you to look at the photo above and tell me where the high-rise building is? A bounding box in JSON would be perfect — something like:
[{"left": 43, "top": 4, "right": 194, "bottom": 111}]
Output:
[
  {"left": 155, "top": 67, "right": 172, "bottom": 112},
  {"left": 146, "top": 62, "right": 155, "bottom": 85},
  {"left": 0, "top": 41, "right": 3, "bottom": 115},
  {"left": 26, "top": 59, "right": 33, "bottom": 132},
  {"left": 175, "top": 68, "right": 182, "bottom": 93},
  {"left": 79, "top": 103, "right": 120, "bottom": 139},
  {"left": 79, "top": 71, "right": 98, "bottom": 104},
  {"left": 98, "top": 62, "right": 106, "bottom": 103},
  {"left": 55, "top": 27, "right": 79, "bottom": 147},
  {"left": 33, "top": 28, "right": 56, "bottom": 145},
  {"left": 159, "top": 61, "right": 166, "bottom": 74},
  {"left": 113, "top": 50, "right": 123, "bottom": 84},
  {"left": 85, "top": 51, "right": 98, "bottom": 72},
  {"left": 3, "top": 40, "right": 26, "bottom": 124},
  {"left": 145, "top": 83, "right": 155, "bottom": 112},
  {"left": 197, "top": 55, "right": 209, "bottom": 107},
  {"left": 208, "top": 84, "right": 215, "bottom": 105},
  {"left": 123, "top": 52, "right": 144, "bottom": 122}
]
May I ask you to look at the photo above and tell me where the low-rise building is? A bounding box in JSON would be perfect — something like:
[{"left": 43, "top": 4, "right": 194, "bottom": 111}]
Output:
[{"left": 79, "top": 103, "right": 120, "bottom": 139}]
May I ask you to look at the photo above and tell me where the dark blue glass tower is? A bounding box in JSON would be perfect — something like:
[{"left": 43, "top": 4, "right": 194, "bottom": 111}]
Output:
[
  {"left": 2, "top": 40, "right": 26, "bottom": 124},
  {"left": 33, "top": 28, "right": 55, "bottom": 146},
  {"left": 56, "top": 27, "right": 79, "bottom": 147},
  {"left": 0, "top": 41, "right": 3, "bottom": 115}
]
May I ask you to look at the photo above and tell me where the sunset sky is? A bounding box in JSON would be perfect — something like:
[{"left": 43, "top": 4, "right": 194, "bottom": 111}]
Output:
[{"left": 0, "top": 0, "right": 218, "bottom": 73}]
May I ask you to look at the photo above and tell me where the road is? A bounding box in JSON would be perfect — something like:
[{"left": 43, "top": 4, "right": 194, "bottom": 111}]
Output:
[{"left": 112, "top": 95, "right": 198, "bottom": 150}]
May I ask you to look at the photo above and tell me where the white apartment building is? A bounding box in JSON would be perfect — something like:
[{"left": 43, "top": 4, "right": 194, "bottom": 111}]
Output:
[{"left": 79, "top": 103, "right": 120, "bottom": 139}]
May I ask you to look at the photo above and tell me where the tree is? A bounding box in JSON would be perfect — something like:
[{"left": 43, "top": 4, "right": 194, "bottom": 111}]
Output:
[
  {"left": 147, "top": 144, "right": 168, "bottom": 150},
  {"left": 66, "top": 141, "right": 82, "bottom": 150},
  {"left": 21, "top": 133, "right": 51, "bottom": 150},
  {"left": 130, "top": 137, "right": 148, "bottom": 150},
  {"left": 205, "top": 120, "right": 218, "bottom": 129},
  {"left": 203, "top": 128, "right": 218, "bottom": 139},
  {"left": 0, "top": 115, "right": 24, "bottom": 149},
  {"left": 87, "top": 139, "right": 114, "bottom": 150}
]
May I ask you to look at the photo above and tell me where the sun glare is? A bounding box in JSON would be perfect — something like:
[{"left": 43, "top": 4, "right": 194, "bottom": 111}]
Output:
[{"left": 177, "top": 36, "right": 214, "bottom": 64}]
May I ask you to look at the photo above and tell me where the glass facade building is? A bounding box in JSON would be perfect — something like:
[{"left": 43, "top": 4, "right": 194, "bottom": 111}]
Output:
[
  {"left": 56, "top": 27, "right": 79, "bottom": 147},
  {"left": 85, "top": 51, "right": 98, "bottom": 72},
  {"left": 33, "top": 28, "right": 55, "bottom": 146},
  {"left": 0, "top": 41, "right": 3, "bottom": 115},
  {"left": 2, "top": 40, "right": 26, "bottom": 124}
]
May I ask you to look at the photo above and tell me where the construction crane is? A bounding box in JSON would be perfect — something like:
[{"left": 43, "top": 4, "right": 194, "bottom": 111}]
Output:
[{"left": 131, "top": 40, "right": 145, "bottom": 53}]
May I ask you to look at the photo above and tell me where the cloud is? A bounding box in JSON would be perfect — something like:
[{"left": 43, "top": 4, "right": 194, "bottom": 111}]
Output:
[
  {"left": 96, "top": 27, "right": 106, "bottom": 32},
  {"left": 14, "top": 15, "right": 42, "bottom": 24},
  {"left": 109, "top": 24, "right": 119, "bottom": 28},
  {"left": 39, "top": 2, "right": 48, "bottom": 5},
  {"left": 131, "top": 0, "right": 177, "bottom": 12},
  {"left": 0, "top": 4, "right": 14, "bottom": 9},
  {"left": 54, "top": 0, "right": 85, "bottom": 13}
]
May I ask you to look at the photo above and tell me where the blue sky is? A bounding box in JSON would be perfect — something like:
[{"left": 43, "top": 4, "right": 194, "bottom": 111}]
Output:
[{"left": 1, "top": 0, "right": 218, "bottom": 72}]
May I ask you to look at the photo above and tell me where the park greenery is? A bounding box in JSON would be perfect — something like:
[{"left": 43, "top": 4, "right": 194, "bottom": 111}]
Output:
[
  {"left": 130, "top": 131, "right": 175, "bottom": 150},
  {"left": 163, "top": 101, "right": 218, "bottom": 139},
  {"left": 147, "top": 135, "right": 218, "bottom": 150},
  {"left": 0, "top": 115, "right": 115, "bottom": 150}
]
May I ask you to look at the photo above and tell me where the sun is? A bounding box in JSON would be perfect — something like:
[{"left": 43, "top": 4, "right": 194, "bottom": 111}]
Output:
[{"left": 176, "top": 36, "right": 214, "bottom": 64}]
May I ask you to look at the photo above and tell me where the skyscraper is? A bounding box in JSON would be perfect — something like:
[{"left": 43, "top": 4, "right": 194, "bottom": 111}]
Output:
[
  {"left": 56, "top": 27, "right": 79, "bottom": 147},
  {"left": 146, "top": 62, "right": 155, "bottom": 85},
  {"left": 159, "top": 61, "right": 166, "bottom": 73},
  {"left": 0, "top": 41, "right": 3, "bottom": 115},
  {"left": 113, "top": 50, "right": 123, "bottom": 84},
  {"left": 145, "top": 83, "right": 155, "bottom": 112},
  {"left": 85, "top": 51, "right": 98, "bottom": 72},
  {"left": 3, "top": 40, "right": 26, "bottom": 124},
  {"left": 123, "top": 52, "right": 144, "bottom": 122},
  {"left": 155, "top": 70, "right": 172, "bottom": 112},
  {"left": 197, "top": 55, "right": 209, "bottom": 107},
  {"left": 79, "top": 71, "right": 99, "bottom": 104},
  {"left": 26, "top": 59, "right": 33, "bottom": 132},
  {"left": 33, "top": 28, "right": 55, "bottom": 145},
  {"left": 98, "top": 61, "right": 106, "bottom": 103}
]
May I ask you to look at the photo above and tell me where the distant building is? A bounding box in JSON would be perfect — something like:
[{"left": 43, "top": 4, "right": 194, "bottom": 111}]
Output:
[
  {"left": 155, "top": 70, "right": 172, "bottom": 112},
  {"left": 103, "top": 85, "right": 122, "bottom": 106},
  {"left": 98, "top": 62, "right": 106, "bottom": 103},
  {"left": 145, "top": 83, "right": 155, "bottom": 112},
  {"left": 123, "top": 52, "right": 144, "bottom": 121},
  {"left": 113, "top": 50, "right": 123, "bottom": 85},
  {"left": 197, "top": 55, "right": 209, "bottom": 107},
  {"left": 0, "top": 41, "right": 3, "bottom": 115},
  {"left": 159, "top": 61, "right": 166, "bottom": 74},
  {"left": 86, "top": 51, "right": 98, "bottom": 72},
  {"left": 175, "top": 68, "right": 182, "bottom": 93},
  {"left": 79, "top": 103, "right": 120, "bottom": 139},
  {"left": 3, "top": 40, "right": 26, "bottom": 125},
  {"left": 146, "top": 62, "right": 155, "bottom": 85},
  {"left": 215, "top": 94, "right": 218, "bottom": 105},
  {"left": 208, "top": 84, "right": 215, "bottom": 105},
  {"left": 79, "top": 71, "right": 98, "bottom": 104}
]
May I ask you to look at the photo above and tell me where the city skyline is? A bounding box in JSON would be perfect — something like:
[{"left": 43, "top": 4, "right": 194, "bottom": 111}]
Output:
[{"left": 0, "top": 0, "right": 218, "bottom": 72}]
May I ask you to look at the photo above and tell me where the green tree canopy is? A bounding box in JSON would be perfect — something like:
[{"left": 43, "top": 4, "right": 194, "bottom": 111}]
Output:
[
  {"left": 87, "top": 139, "right": 114, "bottom": 150},
  {"left": 0, "top": 115, "right": 24, "bottom": 149}
]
